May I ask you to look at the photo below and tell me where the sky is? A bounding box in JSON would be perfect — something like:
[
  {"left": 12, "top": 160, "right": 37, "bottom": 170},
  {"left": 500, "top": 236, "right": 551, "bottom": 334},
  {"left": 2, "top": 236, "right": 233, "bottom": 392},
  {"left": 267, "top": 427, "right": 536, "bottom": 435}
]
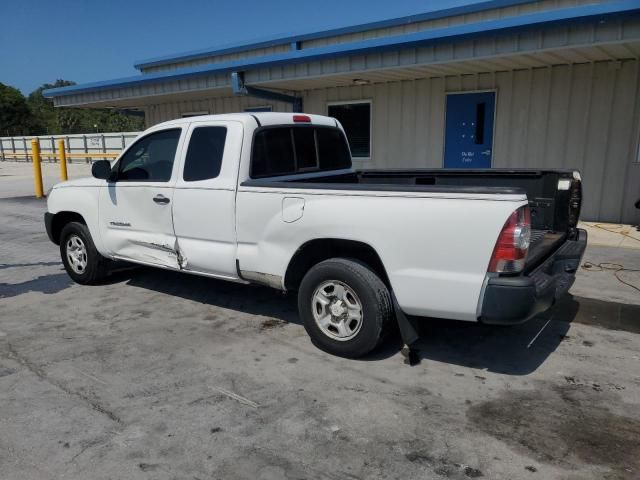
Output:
[{"left": 0, "top": 0, "right": 480, "bottom": 95}]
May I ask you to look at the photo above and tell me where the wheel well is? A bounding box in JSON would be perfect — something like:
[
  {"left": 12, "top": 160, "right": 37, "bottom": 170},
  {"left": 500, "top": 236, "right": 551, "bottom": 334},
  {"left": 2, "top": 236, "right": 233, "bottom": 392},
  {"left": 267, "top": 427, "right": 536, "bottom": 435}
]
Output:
[
  {"left": 284, "top": 238, "right": 390, "bottom": 291},
  {"left": 50, "top": 211, "right": 86, "bottom": 244}
]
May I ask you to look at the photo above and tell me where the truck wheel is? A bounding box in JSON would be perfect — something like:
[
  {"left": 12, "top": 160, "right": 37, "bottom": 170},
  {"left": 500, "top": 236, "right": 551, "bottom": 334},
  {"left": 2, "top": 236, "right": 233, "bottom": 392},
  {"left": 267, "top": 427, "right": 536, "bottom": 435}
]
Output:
[
  {"left": 298, "top": 258, "right": 393, "bottom": 358},
  {"left": 59, "top": 222, "right": 110, "bottom": 285}
]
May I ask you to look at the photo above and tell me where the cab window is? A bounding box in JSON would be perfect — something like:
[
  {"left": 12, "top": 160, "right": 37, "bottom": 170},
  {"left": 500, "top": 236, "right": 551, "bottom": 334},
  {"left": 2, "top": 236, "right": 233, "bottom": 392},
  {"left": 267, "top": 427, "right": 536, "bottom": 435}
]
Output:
[
  {"left": 183, "top": 126, "right": 227, "bottom": 181},
  {"left": 117, "top": 129, "right": 181, "bottom": 182}
]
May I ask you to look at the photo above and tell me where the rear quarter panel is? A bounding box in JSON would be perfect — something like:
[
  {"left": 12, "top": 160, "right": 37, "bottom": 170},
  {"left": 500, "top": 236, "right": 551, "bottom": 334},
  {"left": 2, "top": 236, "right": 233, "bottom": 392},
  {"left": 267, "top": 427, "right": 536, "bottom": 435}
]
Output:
[{"left": 236, "top": 187, "right": 527, "bottom": 321}]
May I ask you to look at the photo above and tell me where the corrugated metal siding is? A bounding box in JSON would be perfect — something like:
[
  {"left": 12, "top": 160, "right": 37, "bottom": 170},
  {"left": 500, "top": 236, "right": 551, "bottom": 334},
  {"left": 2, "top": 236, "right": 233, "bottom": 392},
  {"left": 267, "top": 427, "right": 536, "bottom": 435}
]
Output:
[
  {"left": 140, "top": 44, "right": 291, "bottom": 74},
  {"left": 146, "top": 59, "right": 640, "bottom": 224},
  {"left": 302, "top": 0, "right": 598, "bottom": 49},
  {"left": 51, "top": 13, "right": 640, "bottom": 108},
  {"left": 138, "top": 0, "right": 603, "bottom": 73},
  {"left": 144, "top": 96, "right": 293, "bottom": 125}
]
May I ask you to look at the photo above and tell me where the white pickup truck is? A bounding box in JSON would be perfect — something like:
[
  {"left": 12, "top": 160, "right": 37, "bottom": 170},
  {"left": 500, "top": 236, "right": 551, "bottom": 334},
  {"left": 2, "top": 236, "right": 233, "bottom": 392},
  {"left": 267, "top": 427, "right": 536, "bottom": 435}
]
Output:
[{"left": 45, "top": 113, "right": 586, "bottom": 358}]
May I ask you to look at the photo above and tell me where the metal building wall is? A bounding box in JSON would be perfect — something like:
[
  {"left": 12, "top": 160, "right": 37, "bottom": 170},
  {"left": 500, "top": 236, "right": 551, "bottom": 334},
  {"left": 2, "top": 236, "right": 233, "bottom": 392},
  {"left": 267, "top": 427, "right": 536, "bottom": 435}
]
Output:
[
  {"left": 146, "top": 59, "right": 640, "bottom": 224},
  {"left": 303, "top": 60, "right": 640, "bottom": 224},
  {"left": 139, "top": 0, "right": 602, "bottom": 73},
  {"left": 302, "top": 0, "right": 594, "bottom": 48},
  {"left": 143, "top": 96, "right": 292, "bottom": 126}
]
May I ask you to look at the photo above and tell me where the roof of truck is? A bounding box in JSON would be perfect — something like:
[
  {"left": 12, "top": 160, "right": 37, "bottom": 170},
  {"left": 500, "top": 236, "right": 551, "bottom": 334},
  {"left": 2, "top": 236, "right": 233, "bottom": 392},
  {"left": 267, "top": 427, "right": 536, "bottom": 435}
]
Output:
[{"left": 151, "top": 112, "right": 338, "bottom": 129}]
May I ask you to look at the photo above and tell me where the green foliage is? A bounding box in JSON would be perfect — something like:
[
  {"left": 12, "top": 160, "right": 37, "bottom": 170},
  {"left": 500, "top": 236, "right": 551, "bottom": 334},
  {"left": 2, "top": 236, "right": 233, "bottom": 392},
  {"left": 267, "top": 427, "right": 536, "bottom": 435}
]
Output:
[
  {"left": 1, "top": 80, "right": 145, "bottom": 136},
  {"left": 0, "top": 83, "right": 35, "bottom": 136}
]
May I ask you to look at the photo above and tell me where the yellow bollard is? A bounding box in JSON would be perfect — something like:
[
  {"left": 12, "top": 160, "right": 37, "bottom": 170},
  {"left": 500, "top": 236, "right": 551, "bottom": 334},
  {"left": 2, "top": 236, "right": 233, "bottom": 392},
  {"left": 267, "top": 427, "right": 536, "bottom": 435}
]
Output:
[
  {"left": 31, "top": 138, "right": 44, "bottom": 198},
  {"left": 57, "top": 139, "right": 68, "bottom": 181}
]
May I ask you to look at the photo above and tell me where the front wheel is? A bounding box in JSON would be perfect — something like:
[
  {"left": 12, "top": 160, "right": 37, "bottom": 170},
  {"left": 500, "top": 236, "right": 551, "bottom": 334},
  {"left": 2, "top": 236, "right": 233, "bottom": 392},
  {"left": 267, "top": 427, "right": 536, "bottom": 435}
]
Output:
[
  {"left": 59, "top": 222, "right": 110, "bottom": 285},
  {"left": 298, "top": 258, "right": 393, "bottom": 358}
]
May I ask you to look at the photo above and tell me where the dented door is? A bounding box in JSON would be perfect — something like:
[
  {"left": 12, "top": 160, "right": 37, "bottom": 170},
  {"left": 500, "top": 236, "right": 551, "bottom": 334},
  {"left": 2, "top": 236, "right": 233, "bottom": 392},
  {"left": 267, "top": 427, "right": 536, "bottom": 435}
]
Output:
[
  {"left": 171, "top": 121, "right": 242, "bottom": 278},
  {"left": 99, "top": 128, "right": 184, "bottom": 268}
]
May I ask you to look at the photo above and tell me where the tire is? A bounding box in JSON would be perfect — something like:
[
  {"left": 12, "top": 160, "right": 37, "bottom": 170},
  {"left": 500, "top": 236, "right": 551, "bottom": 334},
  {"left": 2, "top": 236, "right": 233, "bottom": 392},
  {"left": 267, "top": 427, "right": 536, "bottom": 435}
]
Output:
[
  {"left": 298, "top": 258, "right": 393, "bottom": 358},
  {"left": 59, "top": 221, "right": 110, "bottom": 285}
]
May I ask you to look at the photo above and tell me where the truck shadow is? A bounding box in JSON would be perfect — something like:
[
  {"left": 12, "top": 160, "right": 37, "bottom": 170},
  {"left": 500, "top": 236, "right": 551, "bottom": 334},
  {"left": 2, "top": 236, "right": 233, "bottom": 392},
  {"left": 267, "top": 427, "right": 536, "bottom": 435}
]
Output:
[{"left": 119, "top": 268, "right": 624, "bottom": 375}]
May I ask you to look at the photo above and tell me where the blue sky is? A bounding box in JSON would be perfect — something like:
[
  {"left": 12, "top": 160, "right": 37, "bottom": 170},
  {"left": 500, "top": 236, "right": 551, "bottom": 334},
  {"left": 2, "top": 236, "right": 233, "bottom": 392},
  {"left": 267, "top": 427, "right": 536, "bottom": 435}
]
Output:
[{"left": 1, "top": 0, "right": 479, "bottom": 95}]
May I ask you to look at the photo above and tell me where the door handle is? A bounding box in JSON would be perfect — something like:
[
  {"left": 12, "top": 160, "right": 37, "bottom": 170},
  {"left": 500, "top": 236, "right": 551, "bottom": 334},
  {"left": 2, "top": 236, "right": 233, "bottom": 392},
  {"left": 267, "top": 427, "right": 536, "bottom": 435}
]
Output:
[{"left": 153, "top": 194, "right": 170, "bottom": 205}]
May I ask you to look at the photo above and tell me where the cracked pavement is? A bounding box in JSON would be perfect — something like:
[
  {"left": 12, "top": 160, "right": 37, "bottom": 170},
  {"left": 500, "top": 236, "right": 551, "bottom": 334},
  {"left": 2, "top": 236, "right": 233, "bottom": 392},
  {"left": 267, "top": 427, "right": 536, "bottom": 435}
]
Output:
[{"left": 1, "top": 190, "right": 640, "bottom": 479}]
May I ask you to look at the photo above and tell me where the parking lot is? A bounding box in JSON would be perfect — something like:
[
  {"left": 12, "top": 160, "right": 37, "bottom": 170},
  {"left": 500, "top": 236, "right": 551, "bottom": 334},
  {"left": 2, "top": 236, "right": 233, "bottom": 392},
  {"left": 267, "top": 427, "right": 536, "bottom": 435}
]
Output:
[{"left": 1, "top": 166, "right": 640, "bottom": 479}]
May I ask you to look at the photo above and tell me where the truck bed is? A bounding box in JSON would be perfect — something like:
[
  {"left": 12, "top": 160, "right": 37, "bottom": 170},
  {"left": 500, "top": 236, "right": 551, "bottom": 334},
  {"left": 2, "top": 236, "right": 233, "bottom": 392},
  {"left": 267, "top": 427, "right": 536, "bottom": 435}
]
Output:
[{"left": 243, "top": 168, "right": 582, "bottom": 270}]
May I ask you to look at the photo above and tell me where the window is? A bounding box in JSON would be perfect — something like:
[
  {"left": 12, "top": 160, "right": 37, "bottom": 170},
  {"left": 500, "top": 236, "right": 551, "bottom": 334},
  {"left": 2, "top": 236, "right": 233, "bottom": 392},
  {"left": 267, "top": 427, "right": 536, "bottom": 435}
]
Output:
[
  {"left": 252, "top": 128, "right": 295, "bottom": 178},
  {"left": 327, "top": 102, "right": 371, "bottom": 158},
  {"left": 250, "top": 126, "right": 352, "bottom": 178},
  {"left": 293, "top": 128, "right": 317, "bottom": 170},
  {"left": 183, "top": 127, "right": 227, "bottom": 181},
  {"left": 117, "top": 129, "right": 181, "bottom": 182},
  {"left": 316, "top": 128, "right": 351, "bottom": 170}
]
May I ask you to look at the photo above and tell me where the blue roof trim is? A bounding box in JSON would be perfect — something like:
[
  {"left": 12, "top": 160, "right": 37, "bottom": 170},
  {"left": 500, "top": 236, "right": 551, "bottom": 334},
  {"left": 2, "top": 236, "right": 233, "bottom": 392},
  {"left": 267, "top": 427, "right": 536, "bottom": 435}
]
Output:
[
  {"left": 133, "top": 0, "right": 535, "bottom": 69},
  {"left": 44, "top": 1, "right": 640, "bottom": 99}
]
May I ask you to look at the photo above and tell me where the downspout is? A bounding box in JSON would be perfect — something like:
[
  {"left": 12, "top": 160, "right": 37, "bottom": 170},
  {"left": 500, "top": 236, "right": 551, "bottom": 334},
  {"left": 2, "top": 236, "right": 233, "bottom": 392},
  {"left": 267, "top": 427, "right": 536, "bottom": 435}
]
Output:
[{"left": 231, "top": 72, "right": 303, "bottom": 112}]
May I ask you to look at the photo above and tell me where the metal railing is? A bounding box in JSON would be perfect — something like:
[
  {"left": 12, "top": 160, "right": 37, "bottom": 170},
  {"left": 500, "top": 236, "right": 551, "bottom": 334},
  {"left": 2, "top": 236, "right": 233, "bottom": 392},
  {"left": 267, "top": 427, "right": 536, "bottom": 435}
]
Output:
[{"left": 0, "top": 132, "right": 139, "bottom": 163}]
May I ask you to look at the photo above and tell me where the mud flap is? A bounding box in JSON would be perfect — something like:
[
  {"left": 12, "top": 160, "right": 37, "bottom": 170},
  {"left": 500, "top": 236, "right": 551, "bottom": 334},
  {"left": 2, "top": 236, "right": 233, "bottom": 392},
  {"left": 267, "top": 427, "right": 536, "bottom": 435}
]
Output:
[{"left": 390, "top": 291, "right": 421, "bottom": 366}]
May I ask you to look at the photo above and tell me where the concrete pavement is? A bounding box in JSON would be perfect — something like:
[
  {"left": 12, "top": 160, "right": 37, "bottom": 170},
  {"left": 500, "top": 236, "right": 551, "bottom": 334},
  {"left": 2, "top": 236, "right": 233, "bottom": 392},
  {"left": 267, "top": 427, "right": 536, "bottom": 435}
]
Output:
[{"left": 0, "top": 165, "right": 639, "bottom": 480}]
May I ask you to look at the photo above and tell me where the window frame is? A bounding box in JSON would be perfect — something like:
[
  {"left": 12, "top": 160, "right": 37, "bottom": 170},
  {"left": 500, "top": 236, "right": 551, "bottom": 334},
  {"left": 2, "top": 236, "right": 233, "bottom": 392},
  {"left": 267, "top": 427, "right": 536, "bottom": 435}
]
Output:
[
  {"left": 326, "top": 99, "right": 372, "bottom": 161},
  {"left": 249, "top": 124, "right": 352, "bottom": 179},
  {"left": 112, "top": 127, "right": 182, "bottom": 183}
]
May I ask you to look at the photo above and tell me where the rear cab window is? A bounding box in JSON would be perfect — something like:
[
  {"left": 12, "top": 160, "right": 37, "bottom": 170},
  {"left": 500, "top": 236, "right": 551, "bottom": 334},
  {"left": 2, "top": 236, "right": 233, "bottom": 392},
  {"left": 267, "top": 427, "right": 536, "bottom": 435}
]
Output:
[{"left": 251, "top": 126, "right": 351, "bottom": 178}]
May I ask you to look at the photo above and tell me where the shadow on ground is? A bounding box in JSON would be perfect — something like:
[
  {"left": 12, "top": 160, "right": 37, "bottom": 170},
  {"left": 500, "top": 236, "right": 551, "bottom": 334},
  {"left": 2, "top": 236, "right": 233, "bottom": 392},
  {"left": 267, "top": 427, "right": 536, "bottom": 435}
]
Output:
[
  {"left": 9, "top": 264, "right": 635, "bottom": 376},
  {"left": 108, "top": 267, "right": 606, "bottom": 375}
]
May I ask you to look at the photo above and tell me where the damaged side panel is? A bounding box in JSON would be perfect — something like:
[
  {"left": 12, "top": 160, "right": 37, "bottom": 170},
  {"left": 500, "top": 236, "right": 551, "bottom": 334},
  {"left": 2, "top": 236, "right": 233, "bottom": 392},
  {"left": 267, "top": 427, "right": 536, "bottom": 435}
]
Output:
[{"left": 99, "top": 184, "right": 180, "bottom": 269}]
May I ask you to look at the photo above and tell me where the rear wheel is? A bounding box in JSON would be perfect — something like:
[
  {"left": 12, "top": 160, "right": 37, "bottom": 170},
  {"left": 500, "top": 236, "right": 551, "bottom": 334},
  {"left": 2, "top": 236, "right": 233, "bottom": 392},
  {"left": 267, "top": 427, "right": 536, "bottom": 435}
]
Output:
[
  {"left": 298, "top": 258, "right": 393, "bottom": 358},
  {"left": 59, "top": 222, "right": 110, "bottom": 284}
]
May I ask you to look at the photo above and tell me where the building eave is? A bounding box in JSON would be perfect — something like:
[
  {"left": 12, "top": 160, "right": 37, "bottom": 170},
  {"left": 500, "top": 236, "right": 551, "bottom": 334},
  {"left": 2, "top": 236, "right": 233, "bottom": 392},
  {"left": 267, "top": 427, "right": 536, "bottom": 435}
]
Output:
[
  {"left": 43, "top": 1, "right": 640, "bottom": 100},
  {"left": 132, "top": 0, "right": 536, "bottom": 70}
]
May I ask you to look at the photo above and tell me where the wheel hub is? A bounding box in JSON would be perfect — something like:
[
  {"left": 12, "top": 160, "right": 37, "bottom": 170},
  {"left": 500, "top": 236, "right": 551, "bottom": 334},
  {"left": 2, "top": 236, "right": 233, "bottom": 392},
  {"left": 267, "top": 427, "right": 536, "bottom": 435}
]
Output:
[
  {"left": 330, "top": 301, "right": 346, "bottom": 317},
  {"left": 65, "top": 234, "right": 88, "bottom": 275},
  {"left": 311, "top": 280, "right": 363, "bottom": 341}
]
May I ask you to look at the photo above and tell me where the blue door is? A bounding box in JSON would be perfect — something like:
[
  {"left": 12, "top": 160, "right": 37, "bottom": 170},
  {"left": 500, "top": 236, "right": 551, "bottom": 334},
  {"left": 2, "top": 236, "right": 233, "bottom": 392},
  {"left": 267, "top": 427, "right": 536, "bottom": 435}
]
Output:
[{"left": 444, "top": 92, "right": 495, "bottom": 168}]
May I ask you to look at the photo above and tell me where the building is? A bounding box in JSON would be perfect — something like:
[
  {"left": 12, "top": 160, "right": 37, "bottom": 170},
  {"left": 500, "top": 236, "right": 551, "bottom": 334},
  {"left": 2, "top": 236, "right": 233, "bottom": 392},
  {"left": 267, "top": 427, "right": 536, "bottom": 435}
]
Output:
[{"left": 43, "top": 0, "right": 640, "bottom": 223}]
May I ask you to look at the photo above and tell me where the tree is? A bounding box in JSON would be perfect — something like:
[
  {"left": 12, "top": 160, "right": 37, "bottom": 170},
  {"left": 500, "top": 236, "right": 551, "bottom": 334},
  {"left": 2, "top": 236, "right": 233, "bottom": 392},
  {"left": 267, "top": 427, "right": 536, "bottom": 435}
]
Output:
[
  {"left": 24, "top": 80, "right": 145, "bottom": 135},
  {"left": 27, "top": 79, "right": 76, "bottom": 134},
  {"left": 0, "top": 83, "right": 34, "bottom": 136}
]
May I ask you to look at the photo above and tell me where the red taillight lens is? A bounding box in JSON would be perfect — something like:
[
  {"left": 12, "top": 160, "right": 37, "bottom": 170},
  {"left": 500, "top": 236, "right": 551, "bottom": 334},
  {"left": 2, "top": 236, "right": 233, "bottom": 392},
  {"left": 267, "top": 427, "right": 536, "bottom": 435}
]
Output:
[
  {"left": 488, "top": 206, "right": 531, "bottom": 273},
  {"left": 293, "top": 114, "right": 311, "bottom": 123}
]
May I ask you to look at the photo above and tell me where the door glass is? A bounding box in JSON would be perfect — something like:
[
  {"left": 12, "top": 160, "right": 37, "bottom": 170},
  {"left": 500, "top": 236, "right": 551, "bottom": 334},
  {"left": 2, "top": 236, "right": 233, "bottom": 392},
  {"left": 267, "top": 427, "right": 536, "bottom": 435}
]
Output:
[
  {"left": 118, "top": 129, "right": 181, "bottom": 181},
  {"left": 183, "top": 127, "right": 227, "bottom": 181}
]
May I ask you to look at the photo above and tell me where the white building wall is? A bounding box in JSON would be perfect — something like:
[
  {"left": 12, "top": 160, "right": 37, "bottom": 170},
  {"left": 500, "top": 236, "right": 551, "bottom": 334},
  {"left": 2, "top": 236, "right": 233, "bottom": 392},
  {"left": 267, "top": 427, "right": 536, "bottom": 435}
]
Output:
[{"left": 144, "top": 60, "right": 640, "bottom": 224}]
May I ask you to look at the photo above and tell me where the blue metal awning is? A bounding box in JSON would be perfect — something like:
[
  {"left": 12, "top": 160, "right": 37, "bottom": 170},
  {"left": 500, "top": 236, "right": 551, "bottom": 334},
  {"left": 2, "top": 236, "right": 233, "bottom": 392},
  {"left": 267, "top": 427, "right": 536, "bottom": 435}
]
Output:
[{"left": 43, "top": 1, "right": 640, "bottom": 99}]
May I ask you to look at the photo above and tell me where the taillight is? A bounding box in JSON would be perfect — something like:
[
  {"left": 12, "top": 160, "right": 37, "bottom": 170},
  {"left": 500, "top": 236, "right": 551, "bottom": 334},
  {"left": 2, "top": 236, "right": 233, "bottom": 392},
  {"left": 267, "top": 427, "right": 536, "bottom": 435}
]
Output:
[
  {"left": 488, "top": 206, "right": 531, "bottom": 274},
  {"left": 293, "top": 114, "right": 311, "bottom": 123}
]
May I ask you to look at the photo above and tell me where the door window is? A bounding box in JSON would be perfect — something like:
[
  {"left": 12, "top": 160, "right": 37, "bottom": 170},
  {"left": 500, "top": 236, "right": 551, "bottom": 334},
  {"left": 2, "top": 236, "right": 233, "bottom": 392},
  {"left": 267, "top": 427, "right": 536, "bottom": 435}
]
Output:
[
  {"left": 183, "top": 126, "right": 227, "bottom": 181},
  {"left": 117, "top": 129, "right": 181, "bottom": 181}
]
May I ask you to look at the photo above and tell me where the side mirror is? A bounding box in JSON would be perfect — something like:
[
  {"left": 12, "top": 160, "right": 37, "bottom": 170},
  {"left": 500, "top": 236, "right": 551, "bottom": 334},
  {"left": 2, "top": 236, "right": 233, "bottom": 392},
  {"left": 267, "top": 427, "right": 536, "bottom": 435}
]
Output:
[{"left": 92, "top": 160, "right": 112, "bottom": 180}]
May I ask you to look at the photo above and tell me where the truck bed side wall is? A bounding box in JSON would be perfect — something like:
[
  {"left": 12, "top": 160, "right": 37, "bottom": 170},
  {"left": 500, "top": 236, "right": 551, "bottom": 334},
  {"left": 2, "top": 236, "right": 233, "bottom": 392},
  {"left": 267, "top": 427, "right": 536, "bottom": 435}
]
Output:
[{"left": 236, "top": 188, "right": 526, "bottom": 321}]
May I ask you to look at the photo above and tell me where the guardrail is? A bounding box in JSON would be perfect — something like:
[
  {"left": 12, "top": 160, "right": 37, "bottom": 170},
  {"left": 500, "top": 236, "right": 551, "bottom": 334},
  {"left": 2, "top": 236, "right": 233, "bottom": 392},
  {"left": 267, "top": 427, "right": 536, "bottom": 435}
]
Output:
[
  {"left": 11, "top": 138, "right": 127, "bottom": 199},
  {"left": 0, "top": 132, "right": 139, "bottom": 163}
]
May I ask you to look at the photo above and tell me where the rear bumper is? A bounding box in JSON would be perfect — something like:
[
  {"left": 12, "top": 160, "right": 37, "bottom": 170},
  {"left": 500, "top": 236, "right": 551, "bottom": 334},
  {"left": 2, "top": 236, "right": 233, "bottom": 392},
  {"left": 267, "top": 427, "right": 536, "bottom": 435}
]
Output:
[{"left": 480, "top": 228, "right": 587, "bottom": 325}]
